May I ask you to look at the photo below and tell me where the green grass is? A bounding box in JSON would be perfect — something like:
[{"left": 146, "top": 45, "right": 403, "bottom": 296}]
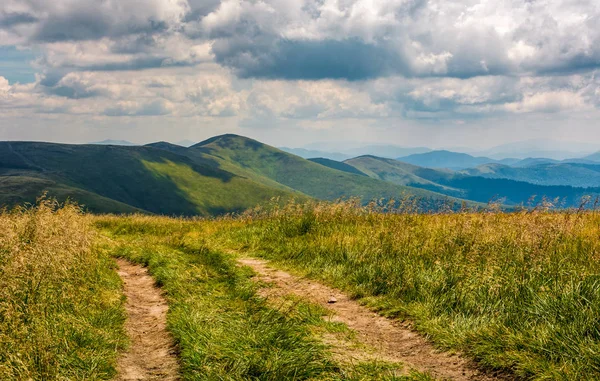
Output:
[
  {"left": 0, "top": 199, "right": 126, "bottom": 380},
  {"left": 141, "top": 159, "right": 294, "bottom": 216},
  {"left": 194, "top": 201, "right": 600, "bottom": 380},
  {"left": 96, "top": 216, "right": 432, "bottom": 380}
]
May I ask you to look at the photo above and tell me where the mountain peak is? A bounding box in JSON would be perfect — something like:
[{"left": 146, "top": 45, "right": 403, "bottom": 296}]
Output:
[{"left": 193, "top": 134, "right": 248, "bottom": 147}]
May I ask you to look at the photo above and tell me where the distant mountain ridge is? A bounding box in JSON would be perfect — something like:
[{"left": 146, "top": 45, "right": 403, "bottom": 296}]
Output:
[
  {"left": 2, "top": 134, "right": 600, "bottom": 214},
  {"left": 0, "top": 135, "right": 470, "bottom": 215},
  {"left": 344, "top": 155, "right": 600, "bottom": 206},
  {"left": 398, "top": 150, "right": 519, "bottom": 170}
]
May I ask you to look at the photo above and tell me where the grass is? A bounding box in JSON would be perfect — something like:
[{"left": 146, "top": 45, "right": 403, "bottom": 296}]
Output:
[
  {"left": 8, "top": 195, "right": 600, "bottom": 380},
  {"left": 198, "top": 200, "right": 600, "bottom": 380},
  {"left": 96, "top": 215, "right": 431, "bottom": 380},
  {"left": 0, "top": 197, "right": 126, "bottom": 380},
  {"left": 141, "top": 159, "right": 295, "bottom": 216}
]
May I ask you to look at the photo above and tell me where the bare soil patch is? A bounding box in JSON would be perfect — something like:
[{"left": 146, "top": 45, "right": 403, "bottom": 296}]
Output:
[
  {"left": 115, "top": 259, "right": 179, "bottom": 381},
  {"left": 239, "top": 257, "right": 508, "bottom": 381}
]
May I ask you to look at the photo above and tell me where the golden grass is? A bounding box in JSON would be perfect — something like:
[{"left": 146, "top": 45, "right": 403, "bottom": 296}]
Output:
[{"left": 0, "top": 197, "right": 126, "bottom": 380}]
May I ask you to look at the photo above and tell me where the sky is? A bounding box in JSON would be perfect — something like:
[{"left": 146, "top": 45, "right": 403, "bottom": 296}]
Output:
[{"left": 1, "top": 0, "right": 600, "bottom": 150}]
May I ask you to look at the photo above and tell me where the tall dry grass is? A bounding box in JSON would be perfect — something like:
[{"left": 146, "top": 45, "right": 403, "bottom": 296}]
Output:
[
  {"left": 0, "top": 197, "right": 125, "bottom": 380},
  {"left": 207, "top": 199, "right": 600, "bottom": 379}
]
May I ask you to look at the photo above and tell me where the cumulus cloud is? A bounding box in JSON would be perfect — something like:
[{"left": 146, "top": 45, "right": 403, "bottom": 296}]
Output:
[
  {"left": 2, "top": 0, "right": 600, "bottom": 146},
  {"left": 2, "top": 0, "right": 600, "bottom": 81}
]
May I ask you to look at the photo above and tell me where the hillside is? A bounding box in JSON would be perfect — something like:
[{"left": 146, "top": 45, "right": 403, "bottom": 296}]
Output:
[
  {"left": 344, "top": 155, "right": 600, "bottom": 206},
  {"left": 308, "top": 157, "right": 368, "bottom": 176},
  {"left": 344, "top": 156, "right": 461, "bottom": 196},
  {"left": 0, "top": 136, "right": 472, "bottom": 215},
  {"left": 0, "top": 141, "right": 294, "bottom": 215},
  {"left": 399, "top": 150, "right": 518, "bottom": 170},
  {"left": 190, "top": 134, "right": 465, "bottom": 207}
]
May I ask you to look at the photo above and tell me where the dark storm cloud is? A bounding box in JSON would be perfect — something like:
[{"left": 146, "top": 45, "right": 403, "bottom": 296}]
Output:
[
  {"left": 0, "top": 12, "right": 38, "bottom": 27},
  {"left": 213, "top": 38, "right": 407, "bottom": 81},
  {"left": 32, "top": 10, "right": 169, "bottom": 42}
]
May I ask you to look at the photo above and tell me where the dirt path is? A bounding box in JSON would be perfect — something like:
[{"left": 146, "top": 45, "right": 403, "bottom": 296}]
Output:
[
  {"left": 115, "top": 259, "right": 179, "bottom": 381},
  {"left": 239, "top": 257, "right": 506, "bottom": 381}
]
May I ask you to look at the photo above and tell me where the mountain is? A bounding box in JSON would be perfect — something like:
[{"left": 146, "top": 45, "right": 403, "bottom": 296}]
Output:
[
  {"left": 460, "top": 162, "right": 600, "bottom": 188},
  {"left": 279, "top": 147, "right": 350, "bottom": 161},
  {"left": 308, "top": 158, "right": 367, "bottom": 176},
  {"left": 398, "top": 150, "right": 519, "bottom": 170},
  {"left": 189, "top": 135, "right": 462, "bottom": 208},
  {"left": 474, "top": 139, "right": 598, "bottom": 160},
  {"left": 345, "top": 156, "right": 460, "bottom": 196},
  {"left": 0, "top": 135, "right": 469, "bottom": 215},
  {"left": 285, "top": 144, "right": 432, "bottom": 160},
  {"left": 342, "top": 145, "right": 431, "bottom": 159},
  {"left": 0, "top": 141, "right": 295, "bottom": 216},
  {"left": 581, "top": 151, "right": 600, "bottom": 162},
  {"left": 344, "top": 155, "right": 600, "bottom": 206},
  {"left": 89, "top": 139, "right": 137, "bottom": 146},
  {"left": 511, "top": 158, "right": 559, "bottom": 167}
]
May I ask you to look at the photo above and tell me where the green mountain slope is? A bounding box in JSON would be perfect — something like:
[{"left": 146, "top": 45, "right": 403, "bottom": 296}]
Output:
[
  {"left": 189, "top": 134, "right": 466, "bottom": 207},
  {"left": 308, "top": 158, "right": 368, "bottom": 176},
  {"left": 345, "top": 156, "right": 461, "bottom": 196},
  {"left": 344, "top": 155, "right": 600, "bottom": 206},
  {"left": 0, "top": 141, "right": 294, "bottom": 215}
]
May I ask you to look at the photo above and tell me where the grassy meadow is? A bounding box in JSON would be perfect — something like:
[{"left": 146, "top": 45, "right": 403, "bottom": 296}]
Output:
[
  {"left": 0, "top": 198, "right": 126, "bottom": 380},
  {"left": 4, "top": 197, "right": 600, "bottom": 379}
]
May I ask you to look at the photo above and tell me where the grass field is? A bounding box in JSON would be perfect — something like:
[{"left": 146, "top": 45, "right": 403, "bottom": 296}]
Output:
[
  {"left": 0, "top": 198, "right": 126, "bottom": 380},
  {"left": 207, "top": 200, "right": 600, "bottom": 379},
  {"left": 4, "top": 198, "right": 600, "bottom": 380}
]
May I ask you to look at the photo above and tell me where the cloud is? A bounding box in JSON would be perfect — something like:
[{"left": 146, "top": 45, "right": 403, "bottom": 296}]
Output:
[
  {"left": 213, "top": 38, "right": 406, "bottom": 80},
  {"left": 2, "top": 0, "right": 600, "bottom": 81},
  {"left": 504, "top": 91, "right": 589, "bottom": 114}
]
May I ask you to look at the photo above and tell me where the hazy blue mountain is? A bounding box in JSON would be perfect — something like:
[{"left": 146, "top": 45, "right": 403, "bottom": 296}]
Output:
[
  {"left": 342, "top": 145, "right": 431, "bottom": 159},
  {"left": 512, "top": 158, "right": 559, "bottom": 167},
  {"left": 474, "top": 139, "right": 598, "bottom": 160},
  {"left": 461, "top": 162, "right": 600, "bottom": 188},
  {"left": 346, "top": 155, "right": 600, "bottom": 206},
  {"left": 279, "top": 147, "right": 350, "bottom": 161},
  {"left": 398, "top": 150, "right": 518, "bottom": 170},
  {"left": 581, "top": 151, "right": 600, "bottom": 162}
]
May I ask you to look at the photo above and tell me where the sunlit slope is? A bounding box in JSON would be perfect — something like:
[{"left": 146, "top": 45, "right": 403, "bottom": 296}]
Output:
[
  {"left": 345, "top": 155, "right": 462, "bottom": 196},
  {"left": 190, "top": 134, "right": 463, "bottom": 205},
  {"left": 0, "top": 142, "right": 294, "bottom": 215}
]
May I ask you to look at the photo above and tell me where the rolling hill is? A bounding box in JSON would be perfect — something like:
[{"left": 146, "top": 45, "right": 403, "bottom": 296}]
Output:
[
  {"left": 344, "top": 155, "right": 600, "bottom": 206},
  {"left": 4, "top": 134, "right": 594, "bottom": 214},
  {"left": 0, "top": 135, "right": 468, "bottom": 215},
  {"left": 307, "top": 158, "right": 368, "bottom": 176},
  {"left": 188, "top": 135, "right": 463, "bottom": 207},
  {"left": 0, "top": 141, "right": 295, "bottom": 215}
]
